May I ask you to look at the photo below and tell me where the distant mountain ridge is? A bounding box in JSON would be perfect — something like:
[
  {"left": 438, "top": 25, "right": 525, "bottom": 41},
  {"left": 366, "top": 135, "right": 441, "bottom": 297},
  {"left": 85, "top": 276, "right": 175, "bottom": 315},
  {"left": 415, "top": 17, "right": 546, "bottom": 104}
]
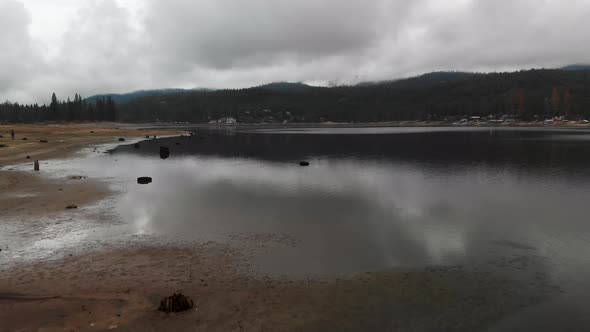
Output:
[
  {"left": 86, "top": 66, "right": 587, "bottom": 104},
  {"left": 254, "top": 82, "right": 315, "bottom": 92},
  {"left": 85, "top": 88, "right": 212, "bottom": 104},
  {"left": 358, "top": 71, "right": 476, "bottom": 87},
  {"left": 561, "top": 64, "right": 590, "bottom": 71}
]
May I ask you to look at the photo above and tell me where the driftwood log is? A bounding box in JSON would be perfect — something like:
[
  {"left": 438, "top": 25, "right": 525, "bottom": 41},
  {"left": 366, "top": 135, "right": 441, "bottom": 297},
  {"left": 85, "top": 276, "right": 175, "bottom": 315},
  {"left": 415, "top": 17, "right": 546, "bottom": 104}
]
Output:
[{"left": 158, "top": 293, "right": 194, "bottom": 313}]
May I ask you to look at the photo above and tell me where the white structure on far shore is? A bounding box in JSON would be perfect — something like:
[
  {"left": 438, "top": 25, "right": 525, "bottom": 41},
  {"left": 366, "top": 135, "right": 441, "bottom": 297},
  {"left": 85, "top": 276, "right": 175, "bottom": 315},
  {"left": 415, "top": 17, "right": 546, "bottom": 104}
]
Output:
[{"left": 209, "top": 117, "right": 237, "bottom": 125}]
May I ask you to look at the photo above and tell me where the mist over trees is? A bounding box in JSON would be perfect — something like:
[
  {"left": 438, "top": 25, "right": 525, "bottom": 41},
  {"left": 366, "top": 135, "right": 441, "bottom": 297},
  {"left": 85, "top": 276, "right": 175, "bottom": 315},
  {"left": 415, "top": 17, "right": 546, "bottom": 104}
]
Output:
[
  {"left": 0, "top": 93, "right": 117, "bottom": 123},
  {"left": 1, "top": 69, "right": 590, "bottom": 124}
]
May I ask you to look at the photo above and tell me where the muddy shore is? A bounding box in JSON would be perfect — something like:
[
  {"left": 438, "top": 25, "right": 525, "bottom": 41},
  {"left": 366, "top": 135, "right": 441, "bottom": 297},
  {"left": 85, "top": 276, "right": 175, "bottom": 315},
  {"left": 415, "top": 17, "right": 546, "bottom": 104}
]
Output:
[{"left": 0, "top": 124, "right": 560, "bottom": 331}]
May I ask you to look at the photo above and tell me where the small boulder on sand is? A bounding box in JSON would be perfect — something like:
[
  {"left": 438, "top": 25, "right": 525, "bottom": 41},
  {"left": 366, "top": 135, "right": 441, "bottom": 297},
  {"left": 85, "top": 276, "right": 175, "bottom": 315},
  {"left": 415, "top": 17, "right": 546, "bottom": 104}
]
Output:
[{"left": 66, "top": 205, "right": 78, "bottom": 209}]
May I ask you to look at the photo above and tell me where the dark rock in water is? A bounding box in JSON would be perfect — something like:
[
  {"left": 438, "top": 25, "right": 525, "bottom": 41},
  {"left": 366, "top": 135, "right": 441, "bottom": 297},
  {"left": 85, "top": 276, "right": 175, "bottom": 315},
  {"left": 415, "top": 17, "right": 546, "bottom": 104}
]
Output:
[
  {"left": 66, "top": 205, "right": 78, "bottom": 209},
  {"left": 21, "top": 137, "right": 27, "bottom": 141},
  {"left": 175, "top": 142, "right": 181, "bottom": 146},
  {"left": 153, "top": 135, "right": 157, "bottom": 139},
  {"left": 145, "top": 135, "right": 150, "bottom": 139},
  {"left": 39, "top": 139, "right": 48, "bottom": 143},
  {"left": 160, "top": 146, "right": 170, "bottom": 159},
  {"left": 134, "top": 143, "right": 140, "bottom": 149},
  {"left": 158, "top": 293, "right": 194, "bottom": 313},
  {"left": 118, "top": 138, "right": 125, "bottom": 142},
  {"left": 299, "top": 161, "right": 310, "bottom": 166},
  {"left": 68, "top": 175, "right": 86, "bottom": 180},
  {"left": 137, "top": 177, "right": 152, "bottom": 184}
]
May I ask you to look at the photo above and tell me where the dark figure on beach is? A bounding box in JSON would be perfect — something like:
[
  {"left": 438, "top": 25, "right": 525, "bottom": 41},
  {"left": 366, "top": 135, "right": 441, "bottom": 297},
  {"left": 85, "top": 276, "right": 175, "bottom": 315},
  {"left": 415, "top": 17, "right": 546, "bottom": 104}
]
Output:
[{"left": 10, "top": 129, "right": 15, "bottom": 140}]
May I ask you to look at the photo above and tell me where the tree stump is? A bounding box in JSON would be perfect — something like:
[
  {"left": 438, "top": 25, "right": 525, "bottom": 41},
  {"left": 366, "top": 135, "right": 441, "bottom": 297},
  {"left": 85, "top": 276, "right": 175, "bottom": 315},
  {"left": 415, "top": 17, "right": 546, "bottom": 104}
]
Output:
[
  {"left": 158, "top": 293, "right": 194, "bottom": 313},
  {"left": 160, "top": 146, "right": 170, "bottom": 159}
]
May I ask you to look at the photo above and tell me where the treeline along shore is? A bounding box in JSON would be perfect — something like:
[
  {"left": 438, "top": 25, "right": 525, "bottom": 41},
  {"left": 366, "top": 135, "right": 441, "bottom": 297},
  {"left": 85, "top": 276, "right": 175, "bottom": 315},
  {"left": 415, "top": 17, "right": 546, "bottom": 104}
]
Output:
[{"left": 2, "top": 68, "right": 590, "bottom": 124}]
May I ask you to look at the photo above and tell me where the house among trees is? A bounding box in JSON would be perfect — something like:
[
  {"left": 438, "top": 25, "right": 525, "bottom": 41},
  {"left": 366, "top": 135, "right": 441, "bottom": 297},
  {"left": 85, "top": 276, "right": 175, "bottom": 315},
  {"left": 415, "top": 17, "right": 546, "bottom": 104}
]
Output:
[{"left": 209, "top": 117, "right": 237, "bottom": 125}]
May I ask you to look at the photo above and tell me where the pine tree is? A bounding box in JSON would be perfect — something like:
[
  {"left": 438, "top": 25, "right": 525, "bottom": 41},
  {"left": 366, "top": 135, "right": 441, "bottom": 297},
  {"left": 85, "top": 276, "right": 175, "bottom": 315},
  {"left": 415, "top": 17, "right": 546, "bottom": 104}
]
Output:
[{"left": 49, "top": 92, "right": 59, "bottom": 120}]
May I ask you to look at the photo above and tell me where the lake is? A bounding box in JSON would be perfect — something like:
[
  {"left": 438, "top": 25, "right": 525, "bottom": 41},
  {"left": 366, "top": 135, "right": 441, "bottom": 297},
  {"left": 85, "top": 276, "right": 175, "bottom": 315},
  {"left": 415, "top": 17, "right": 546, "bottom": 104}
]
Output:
[
  {"left": 38, "top": 127, "right": 590, "bottom": 276},
  {"left": 5, "top": 126, "right": 590, "bottom": 329}
]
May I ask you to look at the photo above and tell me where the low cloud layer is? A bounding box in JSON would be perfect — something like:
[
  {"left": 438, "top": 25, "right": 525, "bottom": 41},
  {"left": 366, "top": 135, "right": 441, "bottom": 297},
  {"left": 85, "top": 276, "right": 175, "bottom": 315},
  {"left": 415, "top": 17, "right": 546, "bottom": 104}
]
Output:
[{"left": 3, "top": 0, "right": 590, "bottom": 103}]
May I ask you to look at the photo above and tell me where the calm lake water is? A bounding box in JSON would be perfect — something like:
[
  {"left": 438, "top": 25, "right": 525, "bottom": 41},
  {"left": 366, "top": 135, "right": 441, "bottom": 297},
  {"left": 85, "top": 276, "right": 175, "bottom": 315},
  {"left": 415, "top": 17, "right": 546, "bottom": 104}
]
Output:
[
  {"left": 5, "top": 126, "right": 590, "bottom": 329},
  {"left": 37, "top": 127, "right": 590, "bottom": 276}
]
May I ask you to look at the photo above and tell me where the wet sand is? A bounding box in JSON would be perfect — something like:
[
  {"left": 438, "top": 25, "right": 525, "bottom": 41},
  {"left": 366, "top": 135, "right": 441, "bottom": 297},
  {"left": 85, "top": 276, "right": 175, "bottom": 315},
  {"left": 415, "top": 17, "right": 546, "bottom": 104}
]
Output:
[
  {"left": 0, "top": 244, "right": 555, "bottom": 332},
  {"left": 0, "top": 124, "right": 560, "bottom": 331}
]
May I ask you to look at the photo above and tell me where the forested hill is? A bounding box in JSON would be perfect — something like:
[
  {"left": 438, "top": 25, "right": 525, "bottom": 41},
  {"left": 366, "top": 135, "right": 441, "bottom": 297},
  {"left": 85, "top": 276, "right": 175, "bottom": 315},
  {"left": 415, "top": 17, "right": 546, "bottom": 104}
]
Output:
[
  {"left": 85, "top": 88, "right": 211, "bottom": 105},
  {"left": 2, "top": 68, "right": 590, "bottom": 124},
  {"left": 119, "top": 69, "right": 590, "bottom": 123}
]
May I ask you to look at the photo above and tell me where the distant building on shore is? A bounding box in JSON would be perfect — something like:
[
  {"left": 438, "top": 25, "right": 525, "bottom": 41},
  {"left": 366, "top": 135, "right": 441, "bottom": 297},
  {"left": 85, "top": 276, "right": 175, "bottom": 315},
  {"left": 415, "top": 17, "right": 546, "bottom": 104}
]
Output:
[{"left": 209, "top": 117, "right": 237, "bottom": 125}]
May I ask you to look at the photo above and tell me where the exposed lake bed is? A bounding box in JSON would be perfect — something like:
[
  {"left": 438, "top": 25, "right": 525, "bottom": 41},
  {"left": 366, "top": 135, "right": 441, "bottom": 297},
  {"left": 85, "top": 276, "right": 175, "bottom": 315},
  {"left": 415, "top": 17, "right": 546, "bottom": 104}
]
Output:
[{"left": 2, "top": 125, "right": 590, "bottom": 330}]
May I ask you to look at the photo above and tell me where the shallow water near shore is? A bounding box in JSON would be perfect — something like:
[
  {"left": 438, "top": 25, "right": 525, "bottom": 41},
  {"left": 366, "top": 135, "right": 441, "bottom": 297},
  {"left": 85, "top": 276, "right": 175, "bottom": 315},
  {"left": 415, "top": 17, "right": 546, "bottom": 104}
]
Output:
[{"left": 4, "top": 126, "right": 590, "bottom": 329}]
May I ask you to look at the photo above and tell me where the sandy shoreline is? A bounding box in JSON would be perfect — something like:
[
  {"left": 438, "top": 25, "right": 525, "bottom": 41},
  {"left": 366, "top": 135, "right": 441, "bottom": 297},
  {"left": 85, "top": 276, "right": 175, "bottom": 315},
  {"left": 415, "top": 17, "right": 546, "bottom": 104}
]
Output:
[
  {"left": 0, "top": 123, "right": 561, "bottom": 331},
  {"left": 0, "top": 123, "right": 179, "bottom": 167}
]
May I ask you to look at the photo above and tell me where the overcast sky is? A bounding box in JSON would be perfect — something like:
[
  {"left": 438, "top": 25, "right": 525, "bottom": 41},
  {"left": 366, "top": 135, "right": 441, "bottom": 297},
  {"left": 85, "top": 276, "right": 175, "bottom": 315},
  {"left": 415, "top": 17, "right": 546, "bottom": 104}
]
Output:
[{"left": 2, "top": 0, "right": 590, "bottom": 103}]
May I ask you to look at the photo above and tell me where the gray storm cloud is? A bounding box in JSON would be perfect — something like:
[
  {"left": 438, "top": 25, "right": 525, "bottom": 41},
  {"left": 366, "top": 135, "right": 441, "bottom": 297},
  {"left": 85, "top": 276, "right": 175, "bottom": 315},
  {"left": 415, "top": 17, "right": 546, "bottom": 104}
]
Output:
[
  {"left": 0, "top": 0, "right": 41, "bottom": 100},
  {"left": 144, "top": 0, "right": 387, "bottom": 69},
  {"left": 2, "top": 0, "right": 590, "bottom": 103}
]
